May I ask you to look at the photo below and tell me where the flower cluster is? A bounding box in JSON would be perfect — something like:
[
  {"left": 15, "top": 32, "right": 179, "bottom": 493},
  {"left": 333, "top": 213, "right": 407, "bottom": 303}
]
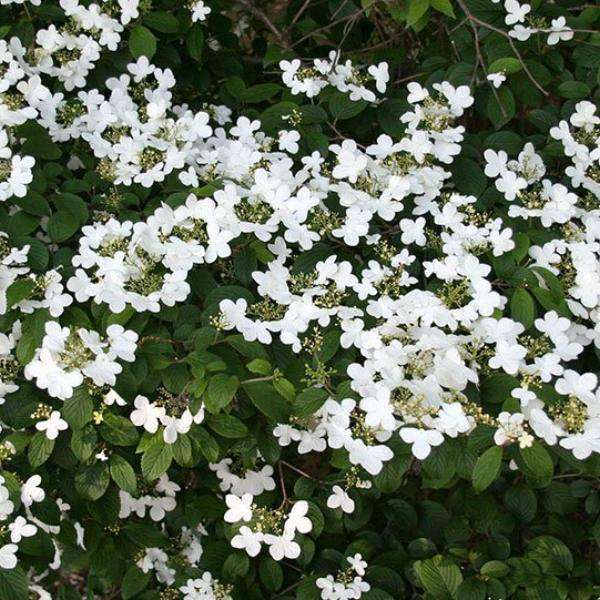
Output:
[
  {"left": 497, "top": 0, "right": 575, "bottom": 44},
  {"left": 24, "top": 321, "right": 137, "bottom": 400},
  {"left": 0, "top": 0, "right": 596, "bottom": 596},
  {"left": 224, "top": 493, "right": 313, "bottom": 560},
  {"left": 280, "top": 51, "right": 389, "bottom": 101},
  {"left": 316, "top": 554, "right": 370, "bottom": 600}
]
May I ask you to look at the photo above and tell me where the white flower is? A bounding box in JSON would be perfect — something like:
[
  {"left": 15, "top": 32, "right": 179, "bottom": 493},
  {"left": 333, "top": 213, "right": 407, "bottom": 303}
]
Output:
[
  {"left": 504, "top": 0, "right": 530, "bottom": 26},
  {"left": 130, "top": 396, "right": 166, "bottom": 433},
  {"left": 555, "top": 370, "right": 597, "bottom": 404},
  {"left": 21, "top": 475, "right": 45, "bottom": 507},
  {"left": 35, "top": 411, "right": 68, "bottom": 440},
  {"left": 547, "top": 17, "right": 573, "bottom": 46},
  {"left": 8, "top": 516, "right": 36, "bottom": 543},
  {"left": 347, "top": 553, "right": 367, "bottom": 576},
  {"left": 223, "top": 493, "right": 253, "bottom": 523},
  {"left": 190, "top": 0, "right": 211, "bottom": 22},
  {"left": 327, "top": 486, "right": 355, "bottom": 514},
  {"left": 264, "top": 531, "right": 300, "bottom": 561},
  {"left": 559, "top": 423, "right": 600, "bottom": 459},
  {"left": 284, "top": 500, "right": 312, "bottom": 535},
  {"left": 367, "top": 62, "right": 389, "bottom": 94},
  {"left": 0, "top": 543, "right": 17, "bottom": 569},
  {"left": 278, "top": 130, "right": 301, "bottom": 154},
  {"left": 399, "top": 427, "right": 444, "bottom": 460},
  {"left": 487, "top": 72, "right": 506, "bottom": 88},
  {"left": 231, "top": 526, "right": 263, "bottom": 557}
]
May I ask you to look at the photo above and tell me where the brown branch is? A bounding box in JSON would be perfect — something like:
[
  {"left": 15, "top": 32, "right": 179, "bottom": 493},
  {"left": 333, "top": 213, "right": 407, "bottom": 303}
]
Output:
[
  {"left": 291, "top": 2, "right": 372, "bottom": 48},
  {"left": 238, "top": 0, "right": 289, "bottom": 47}
]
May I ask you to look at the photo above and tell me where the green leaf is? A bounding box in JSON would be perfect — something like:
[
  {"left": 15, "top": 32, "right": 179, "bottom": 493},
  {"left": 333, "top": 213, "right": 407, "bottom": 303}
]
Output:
[
  {"left": 472, "top": 446, "right": 503, "bottom": 493},
  {"left": 129, "top": 25, "right": 157, "bottom": 59},
  {"left": 70, "top": 426, "right": 97, "bottom": 462},
  {"left": 100, "top": 413, "right": 139, "bottom": 446},
  {"left": 28, "top": 432, "right": 54, "bottom": 468},
  {"left": 141, "top": 441, "right": 173, "bottom": 481},
  {"left": 5, "top": 279, "right": 35, "bottom": 309},
  {"left": 407, "top": 0, "right": 430, "bottom": 26},
  {"left": 511, "top": 287, "right": 535, "bottom": 328},
  {"left": 456, "top": 578, "right": 486, "bottom": 600},
  {"left": 481, "top": 374, "right": 518, "bottom": 404},
  {"left": 241, "top": 84, "right": 280, "bottom": 103},
  {"left": 243, "top": 381, "right": 291, "bottom": 422},
  {"left": 186, "top": 22, "right": 204, "bottom": 61},
  {"left": 246, "top": 358, "right": 272, "bottom": 376},
  {"left": 557, "top": 81, "right": 591, "bottom": 100},
  {"left": 0, "top": 567, "right": 28, "bottom": 600},
  {"left": 144, "top": 11, "right": 180, "bottom": 33},
  {"left": 415, "top": 555, "right": 463, "bottom": 599},
  {"left": 519, "top": 442, "right": 553, "bottom": 485},
  {"left": 16, "top": 309, "right": 50, "bottom": 365},
  {"left": 110, "top": 454, "right": 137, "bottom": 494},
  {"left": 487, "top": 87, "right": 515, "bottom": 128},
  {"left": 489, "top": 57, "right": 522, "bottom": 74},
  {"left": 504, "top": 486, "right": 537, "bottom": 522},
  {"left": 329, "top": 93, "right": 368, "bottom": 119},
  {"left": 47, "top": 210, "right": 80, "bottom": 243},
  {"left": 430, "top": 0, "right": 454, "bottom": 17},
  {"left": 207, "top": 414, "right": 249, "bottom": 438},
  {"left": 259, "top": 557, "right": 283, "bottom": 592},
  {"left": 480, "top": 560, "right": 510, "bottom": 578},
  {"left": 75, "top": 462, "right": 110, "bottom": 501},
  {"left": 205, "top": 374, "right": 239, "bottom": 414},
  {"left": 292, "top": 387, "right": 328, "bottom": 418},
  {"left": 527, "top": 536, "right": 573, "bottom": 575},
  {"left": 223, "top": 552, "right": 250, "bottom": 580},
  {"left": 62, "top": 387, "right": 93, "bottom": 429},
  {"left": 121, "top": 566, "right": 151, "bottom": 600}
]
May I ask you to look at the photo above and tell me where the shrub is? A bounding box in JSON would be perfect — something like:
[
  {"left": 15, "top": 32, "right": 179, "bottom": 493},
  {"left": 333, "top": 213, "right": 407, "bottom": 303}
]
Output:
[{"left": 0, "top": 0, "right": 598, "bottom": 598}]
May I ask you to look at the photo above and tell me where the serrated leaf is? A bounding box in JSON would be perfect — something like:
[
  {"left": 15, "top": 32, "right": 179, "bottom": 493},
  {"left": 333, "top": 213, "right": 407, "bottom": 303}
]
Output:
[
  {"left": 205, "top": 374, "right": 239, "bottom": 414},
  {"left": 28, "top": 432, "right": 54, "bottom": 468},
  {"left": 511, "top": 287, "right": 535, "bottom": 328},
  {"left": 141, "top": 441, "right": 173, "bottom": 481},
  {"left": 110, "top": 454, "right": 137, "bottom": 494},
  {"left": 75, "top": 462, "right": 110, "bottom": 500},
  {"left": 472, "top": 446, "right": 503, "bottom": 493}
]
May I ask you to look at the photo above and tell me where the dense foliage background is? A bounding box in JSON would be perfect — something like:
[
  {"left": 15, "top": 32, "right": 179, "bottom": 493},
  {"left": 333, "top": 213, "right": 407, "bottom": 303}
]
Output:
[{"left": 0, "top": 0, "right": 599, "bottom": 599}]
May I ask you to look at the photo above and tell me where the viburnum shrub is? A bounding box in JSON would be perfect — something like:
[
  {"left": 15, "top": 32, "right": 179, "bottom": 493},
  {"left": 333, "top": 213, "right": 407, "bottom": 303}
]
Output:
[{"left": 0, "top": 0, "right": 598, "bottom": 598}]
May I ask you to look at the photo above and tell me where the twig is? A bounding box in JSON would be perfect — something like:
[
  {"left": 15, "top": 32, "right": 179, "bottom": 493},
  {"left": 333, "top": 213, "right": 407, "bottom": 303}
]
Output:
[
  {"left": 280, "top": 460, "right": 326, "bottom": 484},
  {"left": 286, "top": 0, "right": 313, "bottom": 31},
  {"left": 238, "top": 0, "right": 289, "bottom": 47},
  {"left": 273, "top": 579, "right": 303, "bottom": 598},
  {"left": 453, "top": 0, "right": 508, "bottom": 118},
  {"left": 278, "top": 461, "right": 288, "bottom": 504},
  {"left": 291, "top": 3, "right": 372, "bottom": 48},
  {"left": 393, "top": 72, "right": 425, "bottom": 84}
]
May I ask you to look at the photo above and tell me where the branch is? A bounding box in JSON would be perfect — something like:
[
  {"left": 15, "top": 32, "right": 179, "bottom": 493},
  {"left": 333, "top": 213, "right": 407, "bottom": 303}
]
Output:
[{"left": 238, "top": 0, "right": 289, "bottom": 47}]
